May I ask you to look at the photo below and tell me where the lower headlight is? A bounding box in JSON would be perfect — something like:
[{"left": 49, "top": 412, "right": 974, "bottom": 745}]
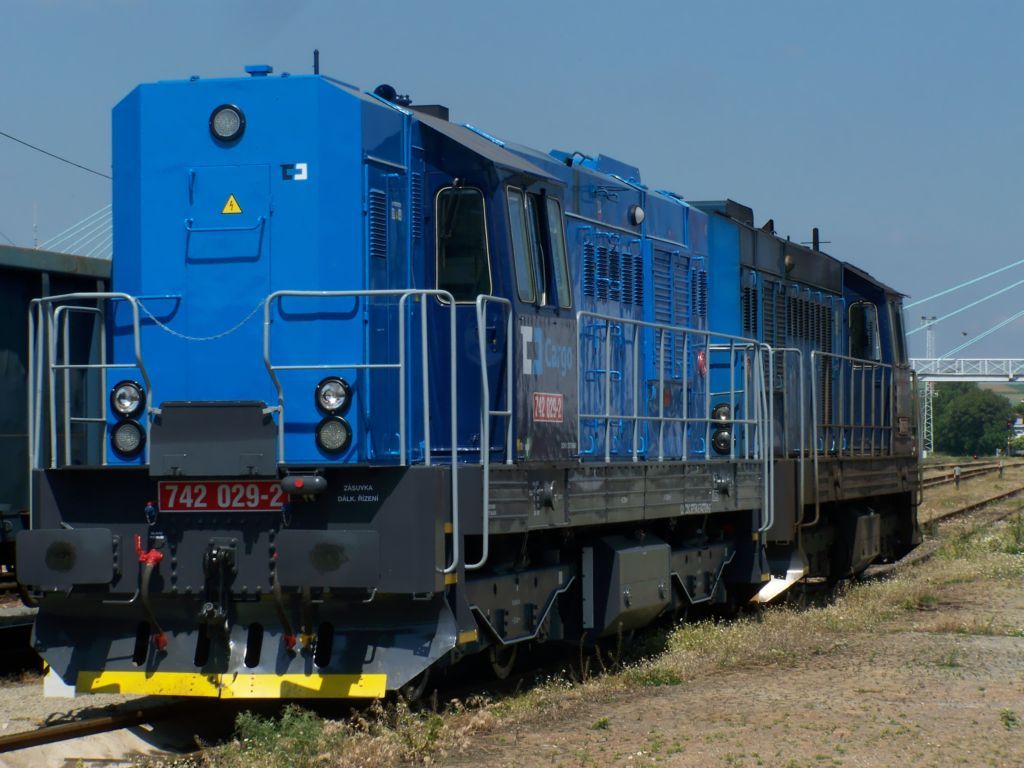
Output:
[
  {"left": 316, "top": 417, "right": 352, "bottom": 454},
  {"left": 111, "top": 420, "right": 145, "bottom": 456},
  {"left": 712, "top": 427, "right": 732, "bottom": 455}
]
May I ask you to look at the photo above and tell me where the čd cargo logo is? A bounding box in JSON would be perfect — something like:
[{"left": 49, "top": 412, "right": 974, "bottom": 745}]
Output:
[
  {"left": 521, "top": 326, "right": 573, "bottom": 376},
  {"left": 532, "top": 392, "right": 564, "bottom": 423}
]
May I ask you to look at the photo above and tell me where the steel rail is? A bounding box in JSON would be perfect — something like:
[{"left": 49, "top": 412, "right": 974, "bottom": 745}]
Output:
[{"left": 0, "top": 700, "right": 202, "bottom": 754}]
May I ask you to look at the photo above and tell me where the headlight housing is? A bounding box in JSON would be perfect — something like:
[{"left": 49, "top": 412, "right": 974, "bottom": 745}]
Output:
[
  {"left": 111, "top": 420, "right": 145, "bottom": 457},
  {"left": 315, "top": 376, "right": 351, "bottom": 414},
  {"left": 209, "top": 104, "right": 245, "bottom": 142},
  {"left": 110, "top": 381, "right": 145, "bottom": 418},
  {"left": 712, "top": 403, "right": 731, "bottom": 423},
  {"left": 316, "top": 417, "right": 352, "bottom": 454}
]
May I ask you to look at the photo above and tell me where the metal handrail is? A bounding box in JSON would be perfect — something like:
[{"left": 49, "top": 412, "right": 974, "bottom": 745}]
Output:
[
  {"left": 55, "top": 305, "right": 107, "bottom": 468},
  {"left": 29, "top": 293, "right": 153, "bottom": 475},
  {"left": 577, "top": 311, "right": 770, "bottom": 457},
  {"left": 771, "top": 348, "right": 807, "bottom": 527},
  {"left": 576, "top": 310, "right": 774, "bottom": 529},
  {"left": 262, "top": 288, "right": 461, "bottom": 573},
  {"left": 808, "top": 350, "right": 896, "bottom": 529},
  {"left": 466, "top": 295, "right": 514, "bottom": 571}
]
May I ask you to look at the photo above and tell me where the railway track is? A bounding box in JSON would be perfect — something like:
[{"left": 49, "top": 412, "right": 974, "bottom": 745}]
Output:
[
  {"left": 920, "top": 459, "right": 1024, "bottom": 489},
  {"left": 0, "top": 700, "right": 202, "bottom": 755},
  {"left": 868, "top": 482, "right": 1024, "bottom": 578}
]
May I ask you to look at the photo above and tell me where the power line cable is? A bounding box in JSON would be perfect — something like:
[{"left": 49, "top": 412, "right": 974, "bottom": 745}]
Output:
[
  {"left": 940, "top": 308, "right": 1024, "bottom": 358},
  {"left": 906, "top": 275, "right": 1024, "bottom": 335},
  {"left": 0, "top": 228, "right": 14, "bottom": 246},
  {"left": 0, "top": 128, "right": 111, "bottom": 180},
  {"left": 905, "top": 256, "right": 1024, "bottom": 309}
]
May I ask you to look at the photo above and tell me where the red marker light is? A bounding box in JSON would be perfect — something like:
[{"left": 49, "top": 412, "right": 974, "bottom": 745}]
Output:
[
  {"left": 697, "top": 349, "right": 708, "bottom": 377},
  {"left": 294, "top": 478, "right": 304, "bottom": 490}
]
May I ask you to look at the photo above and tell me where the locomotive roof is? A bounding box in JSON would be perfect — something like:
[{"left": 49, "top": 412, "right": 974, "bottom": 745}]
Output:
[
  {"left": 842, "top": 262, "right": 906, "bottom": 298},
  {"left": 0, "top": 244, "right": 111, "bottom": 279},
  {"left": 414, "top": 111, "right": 559, "bottom": 182}
]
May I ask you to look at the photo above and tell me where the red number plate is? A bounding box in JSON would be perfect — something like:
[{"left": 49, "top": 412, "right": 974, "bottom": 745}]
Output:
[
  {"left": 532, "top": 392, "right": 564, "bottom": 423},
  {"left": 158, "top": 481, "right": 286, "bottom": 513}
]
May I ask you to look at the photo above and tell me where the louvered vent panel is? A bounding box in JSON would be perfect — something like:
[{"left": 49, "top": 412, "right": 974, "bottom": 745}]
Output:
[
  {"left": 583, "top": 242, "right": 596, "bottom": 298},
  {"left": 596, "top": 245, "right": 610, "bottom": 301},
  {"left": 820, "top": 302, "right": 834, "bottom": 426},
  {"left": 693, "top": 269, "right": 708, "bottom": 320},
  {"left": 760, "top": 282, "right": 785, "bottom": 386},
  {"left": 608, "top": 247, "right": 621, "bottom": 302},
  {"left": 741, "top": 286, "right": 758, "bottom": 336},
  {"left": 672, "top": 256, "right": 690, "bottom": 365},
  {"left": 368, "top": 189, "right": 388, "bottom": 259},
  {"left": 653, "top": 251, "right": 672, "bottom": 324},
  {"left": 633, "top": 254, "right": 644, "bottom": 305},
  {"left": 410, "top": 173, "right": 423, "bottom": 240},
  {"left": 620, "top": 250, "right": 634, "bottom": 306},
  {"left": 653, "top": 251, "right": 672, "bottom": 374}
]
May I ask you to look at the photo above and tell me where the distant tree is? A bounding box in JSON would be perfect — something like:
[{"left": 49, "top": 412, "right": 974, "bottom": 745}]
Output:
[{"left": 934, "top": 383, "right": 1014, "bottom": 456}]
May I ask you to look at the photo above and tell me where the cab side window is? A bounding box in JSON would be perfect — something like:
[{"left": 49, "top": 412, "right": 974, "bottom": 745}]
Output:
[
  {"left": 507, "top": 188, "right": 536, "bottom": 303},
  {"left": 436, "top": 187, "right": 491, "bottom": 302},
  {"left": 849, "top": 301, "right": 881, "bottom": 362},
  {"left": 545, "top": 197, "right": 572, "bottom": 309},
  {"left": 890, "top": 301, "right": 907, "bottom": 364},
  {"left": 507, "top": 188, "right": 572, "bottom": 309}
]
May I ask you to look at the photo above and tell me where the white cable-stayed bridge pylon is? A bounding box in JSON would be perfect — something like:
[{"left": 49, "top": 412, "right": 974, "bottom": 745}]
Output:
[
  {"left": 37, "top": 204, "right": 112, "bottom": 260},
  {"left": 905, "top": 254, "right": 1024, "bottom": 455}
]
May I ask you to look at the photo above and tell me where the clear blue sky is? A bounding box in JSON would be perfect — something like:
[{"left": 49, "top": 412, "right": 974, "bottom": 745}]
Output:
[{"left": 2, "top": 0, "right": 1022, "bottom": 358}]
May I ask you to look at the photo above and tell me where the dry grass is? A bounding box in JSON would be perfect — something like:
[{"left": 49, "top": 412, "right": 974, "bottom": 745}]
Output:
[{"left": 152, "top": 507, "right": 1024, "bottom": 768}]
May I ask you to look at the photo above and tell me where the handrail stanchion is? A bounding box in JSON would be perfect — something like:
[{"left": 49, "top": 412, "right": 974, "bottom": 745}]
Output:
[
  {"left": 728, "top": 338, "right": 736, "bottom": 459},
  {"left": 422, "top": 298, "right": 431, "bottom": 467},
  {"left": 444, "top": 293, "right": 458, "bottom": 573},
  {"left": 657, "top": 330, "right": 666, "bottom": 461},
  {"left": 632, "top": 324, "right": 640, "bottom": 462},
  {"left": 467, "top": 294, "right": 513, "bottom": 572},
  {"left": 603, "top": 321, "right": 612, "bottom": 463},
  {"left": 398, "top": 296, "right": 407, "bottom": 465},
  {"left": 807, "top": 351, "right": 821, "bottom": 529},
  {"left": 47, "top": 303, "right": 58, "bottom": 468},
  {"left": 62, "top": 310, "right": 71, "bottom": 467},
  {"left": 681, "top": 333, "right": 688, "bottom": 461}
]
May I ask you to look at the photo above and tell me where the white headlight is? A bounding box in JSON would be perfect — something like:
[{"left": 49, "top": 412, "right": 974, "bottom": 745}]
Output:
[
  {"left": 111, "top": 381, "right": 144, "bottom": 417},
  {"left": 316, "top": 377, "right": 351, "bottom": 413},
  {"left": 210, "top": 104, "right": 245, "bottom": 141}
]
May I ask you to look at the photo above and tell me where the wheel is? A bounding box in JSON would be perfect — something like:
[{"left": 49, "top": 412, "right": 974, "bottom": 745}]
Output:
[{"left": 488, "top": 643, "right": 517, "bottom": 680}]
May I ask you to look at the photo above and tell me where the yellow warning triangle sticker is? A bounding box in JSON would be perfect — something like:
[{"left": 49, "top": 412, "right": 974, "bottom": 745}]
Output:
[{"left": 221, "top": 195, "right": 242, "bottom": 214}]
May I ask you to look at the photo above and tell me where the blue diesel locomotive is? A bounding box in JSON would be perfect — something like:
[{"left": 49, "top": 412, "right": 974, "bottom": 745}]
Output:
[{"left": 19, "top": 65, "right": 919, "bottom": 699}]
